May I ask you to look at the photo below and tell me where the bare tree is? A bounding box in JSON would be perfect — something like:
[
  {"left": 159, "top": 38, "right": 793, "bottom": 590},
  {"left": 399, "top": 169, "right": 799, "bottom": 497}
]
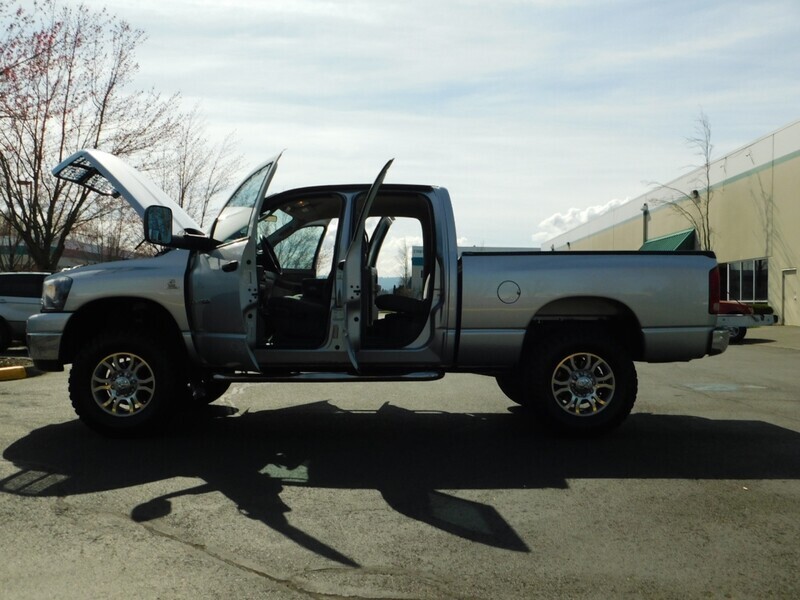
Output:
[
  {"left": 0, "top": 0, "right": 182, "bottom": 270},
  {"left": 0, "top": 0, "right": 37, "bottom": 76},
  {"left": 68, "top": 203, "right": 157, "bottom": 264},
  {"left": 0, "top": 216, "right": 36, "bottom": 270},
  {"left": 150, "top": 105, "right": 243, "bottom": 228},
  {"left": 395, "top": 238, "right": 412, "bottom": 292},
  {"left": 650, "top": 111, "right": 715, "bottom": 251}
]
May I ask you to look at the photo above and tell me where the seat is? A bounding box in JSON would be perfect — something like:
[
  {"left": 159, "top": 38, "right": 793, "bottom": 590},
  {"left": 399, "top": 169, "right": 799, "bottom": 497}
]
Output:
[
  {"left": 375, "top": 293, "right": 427, "bottom": 316},
  {"left": 266, "top": 277, "right": 333, "bottom": 347},
  {"left": 368, "top": 273, "right": 432, "bottom": 347}
]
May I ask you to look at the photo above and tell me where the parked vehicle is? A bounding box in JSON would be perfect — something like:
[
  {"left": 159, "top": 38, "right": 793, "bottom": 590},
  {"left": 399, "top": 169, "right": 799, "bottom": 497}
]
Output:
[
  {"left": 716, "top": 300, "right": 777, "bottom": 343},
  {"left": 28, "top": 149, "right": 729, "bottom": 437},
  {"left": 0, "top": 272, "right": 48, "bottom": 351}
]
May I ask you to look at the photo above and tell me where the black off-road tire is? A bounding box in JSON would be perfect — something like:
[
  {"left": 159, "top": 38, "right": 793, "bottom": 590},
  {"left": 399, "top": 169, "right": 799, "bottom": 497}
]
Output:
[
  {"left": 728, "top": 327, "right": 747, "bottom": 344},
  {"left": 185, "top": 376, "right": 231, "bottom": 405},
  {"left": 68, "top": 329, "right": 187, "bottom": 437},
  {"left": 496, "top": 373, "right": 525, "bottom": 404},
  {"left": 0, "top": 319, "right": 11, "bottom": 352},
  {"left": 522, "top": 330, "right": 638, "bottom": 436}
]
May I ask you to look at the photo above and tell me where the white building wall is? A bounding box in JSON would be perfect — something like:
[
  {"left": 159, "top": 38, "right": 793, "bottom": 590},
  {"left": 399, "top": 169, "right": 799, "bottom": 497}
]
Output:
[{"left": 544, "top": 119, "right": 800, "bottom": 325}]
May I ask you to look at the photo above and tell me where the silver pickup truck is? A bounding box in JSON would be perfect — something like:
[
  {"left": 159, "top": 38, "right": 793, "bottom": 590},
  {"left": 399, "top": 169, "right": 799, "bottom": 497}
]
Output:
[{"left": 28, "top": 150, "right": 729, "bottom": 437}]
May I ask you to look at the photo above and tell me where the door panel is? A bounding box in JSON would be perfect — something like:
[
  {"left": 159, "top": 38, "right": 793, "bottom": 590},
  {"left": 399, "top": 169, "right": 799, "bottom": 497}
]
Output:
[
  {"left": 188, "top": 155, "right": 281, "bottom": 368},
  {"left": 189, "top": 238, "right": 260, "bottom": 369},
  {"left": 339, "top": 159, "right": 394, "bottom": 371}
]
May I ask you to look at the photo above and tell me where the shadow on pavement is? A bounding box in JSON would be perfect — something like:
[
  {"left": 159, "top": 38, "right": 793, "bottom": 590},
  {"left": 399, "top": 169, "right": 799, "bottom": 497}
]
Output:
[
  {"left": 738, "top": 337, "right": 775, "bottom": 346},
  {"left": 3, "top": 401, "right": 800, "bottom": 563}
]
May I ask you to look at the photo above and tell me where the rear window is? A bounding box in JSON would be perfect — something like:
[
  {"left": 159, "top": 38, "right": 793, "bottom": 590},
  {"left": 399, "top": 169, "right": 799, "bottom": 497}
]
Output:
[{"left": 0, "top": 273, "right": 49, "bottom": 298}]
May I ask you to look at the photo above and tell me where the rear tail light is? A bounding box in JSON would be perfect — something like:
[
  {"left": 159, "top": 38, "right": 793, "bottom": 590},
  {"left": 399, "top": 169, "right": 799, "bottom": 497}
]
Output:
[{"left": 709, "top": 267, "right": 720, "bottom": 314}]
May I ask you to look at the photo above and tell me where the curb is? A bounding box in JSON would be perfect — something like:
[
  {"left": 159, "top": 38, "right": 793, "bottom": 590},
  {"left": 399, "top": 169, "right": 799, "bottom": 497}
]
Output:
[{"left": 0, "top": 365, "right": 43, "bottom": 381}]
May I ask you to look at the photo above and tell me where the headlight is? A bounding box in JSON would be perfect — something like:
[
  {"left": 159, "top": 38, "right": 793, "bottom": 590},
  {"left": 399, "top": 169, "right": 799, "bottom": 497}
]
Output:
[{"left": 42, "top": 275, "right": 73, "bottom": 312}]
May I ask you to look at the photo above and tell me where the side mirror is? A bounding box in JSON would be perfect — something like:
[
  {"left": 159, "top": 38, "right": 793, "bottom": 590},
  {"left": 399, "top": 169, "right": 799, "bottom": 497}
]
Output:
[{"left": 144, "top": 206, "right": 173, "bottom": 245}]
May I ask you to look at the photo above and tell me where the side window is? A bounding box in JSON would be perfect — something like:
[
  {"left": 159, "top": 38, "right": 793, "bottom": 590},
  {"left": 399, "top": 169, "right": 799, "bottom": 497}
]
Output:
[
  {"left": 316, "top": 223, "right": 338, "bottom": 277},
  {"left": 211, "top": 161, "right": 276, "bottom": 243},
  {"left": 227, "top": 163, "right": 273, "bottom": 209},
  {"left": 0, "top": 274, "right": 47, "bottom": 298}
]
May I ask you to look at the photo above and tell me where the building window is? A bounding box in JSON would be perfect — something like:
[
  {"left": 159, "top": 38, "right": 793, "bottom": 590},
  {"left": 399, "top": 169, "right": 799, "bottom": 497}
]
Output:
[
  {"left": 728, "top": 261, "right": 741, "bottom": 300},
  {"left": 755, "top": 259, "right": 769, "bottom": 300},
  {"left": 742, "top": 261, "right": 754, "bottom": 300},
  {"left": 720, "top": 258, "right": 769, "bottom": 302}
]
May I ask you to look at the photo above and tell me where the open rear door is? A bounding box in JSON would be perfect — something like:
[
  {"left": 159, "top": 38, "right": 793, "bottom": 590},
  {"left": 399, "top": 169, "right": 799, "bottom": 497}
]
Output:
[{"left": 339, "top": 159, "right": 393, "bottom": 372}]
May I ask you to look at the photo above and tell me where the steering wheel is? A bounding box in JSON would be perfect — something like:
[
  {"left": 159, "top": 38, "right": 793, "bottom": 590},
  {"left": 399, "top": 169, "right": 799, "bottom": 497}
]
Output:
[{"left": 260, "top": 238, "right": 282, "bottom": 275}]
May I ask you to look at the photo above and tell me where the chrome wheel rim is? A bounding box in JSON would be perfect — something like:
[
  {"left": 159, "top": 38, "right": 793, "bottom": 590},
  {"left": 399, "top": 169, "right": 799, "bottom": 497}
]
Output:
[
  {"left": 91, "top": 352, "right": 156, "bottom": 417},
  {"left": 551, "top": 352, "right": 615, "bottom": 416}
]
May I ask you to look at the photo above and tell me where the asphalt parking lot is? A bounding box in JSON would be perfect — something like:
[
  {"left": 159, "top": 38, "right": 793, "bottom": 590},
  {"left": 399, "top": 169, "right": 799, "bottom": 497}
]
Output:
[{"left": 1, "top": 328, "right": 799, "bottom": 599}]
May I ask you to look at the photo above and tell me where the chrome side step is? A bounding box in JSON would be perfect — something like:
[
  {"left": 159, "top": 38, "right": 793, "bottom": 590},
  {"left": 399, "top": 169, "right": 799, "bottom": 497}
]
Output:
[{"left": 213, "top": 370, "right": 444, "bottom": 383}]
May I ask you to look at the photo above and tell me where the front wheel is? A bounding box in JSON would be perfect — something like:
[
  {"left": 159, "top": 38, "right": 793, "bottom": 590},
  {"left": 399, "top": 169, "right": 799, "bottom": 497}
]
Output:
[
  {"left": 496, "top": 373, "right": 525, "bottom": 404},
  {"left": 69, "top": 330, "right": 186, "bottom": 437},
  {"left": 522, "top": 331, "right": 638, "bottom": 436}
]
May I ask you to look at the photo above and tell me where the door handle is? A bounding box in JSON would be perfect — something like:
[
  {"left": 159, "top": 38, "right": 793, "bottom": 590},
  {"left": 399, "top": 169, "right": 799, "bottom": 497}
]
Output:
[{"left": 222, "top": 260, "right": 239, "bottom": 272}]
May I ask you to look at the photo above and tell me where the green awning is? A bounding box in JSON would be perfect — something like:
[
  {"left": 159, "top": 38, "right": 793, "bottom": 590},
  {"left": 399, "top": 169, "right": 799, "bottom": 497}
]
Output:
[{"left": 639, "top": 229, "right": 696, "bottom": 251}]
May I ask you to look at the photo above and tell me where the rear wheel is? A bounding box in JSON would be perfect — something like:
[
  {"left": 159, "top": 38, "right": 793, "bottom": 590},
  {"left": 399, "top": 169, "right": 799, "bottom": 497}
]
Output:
[
  {"left": 69, "top": 329, "right": 186, "bottom": 437},
  {"left": 186, "top": 375, "right": 231, "bottom": 405},
  {"left": 728, "top": 326, "right": 747, "bottom": 343},
  {"left": 522, "top": 330, "right": 637, "bottom": 435}
]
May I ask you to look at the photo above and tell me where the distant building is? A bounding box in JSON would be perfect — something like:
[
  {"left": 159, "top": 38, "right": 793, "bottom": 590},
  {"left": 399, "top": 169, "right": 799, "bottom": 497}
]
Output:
[{"left": 544, "top": 119, "right": 800, "bottom": 326}]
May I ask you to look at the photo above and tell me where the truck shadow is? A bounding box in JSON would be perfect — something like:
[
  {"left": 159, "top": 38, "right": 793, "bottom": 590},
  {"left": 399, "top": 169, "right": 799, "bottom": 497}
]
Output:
[
  {"left": 3, "top": 402, "right": 800, "bottom": 565},
  {"left": 738, "top": 337, "right": 775, "bottom": 346}
]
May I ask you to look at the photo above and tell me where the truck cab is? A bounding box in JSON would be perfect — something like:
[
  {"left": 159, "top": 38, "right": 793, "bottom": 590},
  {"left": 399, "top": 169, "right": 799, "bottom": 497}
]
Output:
[
  {"left": 31, "top": 150, "right": 458, "bottom": 381},
  {"left": 184, "top": 176, "right": 460, "bottom": 376}
]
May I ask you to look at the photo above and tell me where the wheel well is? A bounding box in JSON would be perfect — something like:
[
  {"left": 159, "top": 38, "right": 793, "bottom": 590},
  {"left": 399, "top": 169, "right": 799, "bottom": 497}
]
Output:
[
  {"left": 60, "top": 298, "right": 184, "bottom": 365},
  {"left": 521, "top": 296, "right": 644, "bottom": 362}
]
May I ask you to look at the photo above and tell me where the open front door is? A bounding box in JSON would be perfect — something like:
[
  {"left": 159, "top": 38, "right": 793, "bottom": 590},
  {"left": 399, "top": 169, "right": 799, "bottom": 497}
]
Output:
[
  {"left": 189, "top": 155, "right": 282, "bottom": 369},
  {"left": 339, "top": 159, "right": 393, "bottom": 372}
]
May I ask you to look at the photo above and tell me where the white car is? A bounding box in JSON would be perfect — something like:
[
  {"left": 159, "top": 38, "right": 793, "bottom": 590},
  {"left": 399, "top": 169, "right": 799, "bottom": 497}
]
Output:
[{"left": 0, "top": 272, "right": 48, "bottom": 351}]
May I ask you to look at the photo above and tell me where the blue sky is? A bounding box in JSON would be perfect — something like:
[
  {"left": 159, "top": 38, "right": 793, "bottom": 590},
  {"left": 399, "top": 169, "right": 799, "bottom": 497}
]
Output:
[{"left": 77, "top": 0, "right": 800, "bottom": 247}]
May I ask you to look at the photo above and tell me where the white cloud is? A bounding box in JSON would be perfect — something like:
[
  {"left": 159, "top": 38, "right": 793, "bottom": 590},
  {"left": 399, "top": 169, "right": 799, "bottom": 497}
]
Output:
[
  {"left": 71, "top": 0, "right": 800, "bottom": 248},
  {"left": 531, "top": 198, "right": 627, "bottom": 246}
]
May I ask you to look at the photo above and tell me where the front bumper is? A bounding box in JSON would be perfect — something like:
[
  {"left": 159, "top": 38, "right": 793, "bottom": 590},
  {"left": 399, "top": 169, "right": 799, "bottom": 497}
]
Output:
[
  {"left": 26, "top": 312, "right": 72, "bottom": 371},
  {"left": 709, "top": 327, "right": 730, "bottom": 356}
]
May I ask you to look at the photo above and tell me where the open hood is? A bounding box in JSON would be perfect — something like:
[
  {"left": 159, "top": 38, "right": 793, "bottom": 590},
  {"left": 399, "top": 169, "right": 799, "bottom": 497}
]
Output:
[{"left": 53, "top": 149, "right": 203, "bottom": 235}]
